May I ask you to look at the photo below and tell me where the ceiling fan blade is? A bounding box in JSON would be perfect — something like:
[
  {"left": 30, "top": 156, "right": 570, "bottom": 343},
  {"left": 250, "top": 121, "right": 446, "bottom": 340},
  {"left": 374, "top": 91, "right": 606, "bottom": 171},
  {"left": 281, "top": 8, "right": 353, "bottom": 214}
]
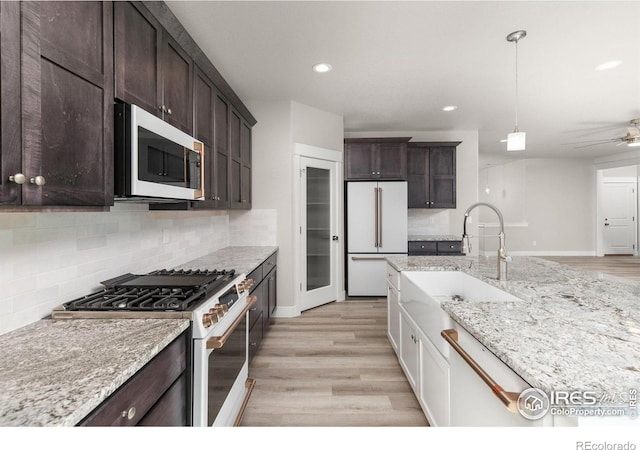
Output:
[
  {"left": 563, "top": 138, "right": 621, "bottom": 146},
  {"left": 573, "top": 140, "right": 621, "bottom": 149}
]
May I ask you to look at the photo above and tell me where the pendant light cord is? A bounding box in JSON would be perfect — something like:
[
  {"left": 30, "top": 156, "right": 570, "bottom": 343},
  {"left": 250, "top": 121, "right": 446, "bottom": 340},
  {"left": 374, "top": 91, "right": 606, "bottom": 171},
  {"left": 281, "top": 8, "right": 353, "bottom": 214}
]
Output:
[{"left": 514, "top": 39, "right": 519, "bottom": 131}]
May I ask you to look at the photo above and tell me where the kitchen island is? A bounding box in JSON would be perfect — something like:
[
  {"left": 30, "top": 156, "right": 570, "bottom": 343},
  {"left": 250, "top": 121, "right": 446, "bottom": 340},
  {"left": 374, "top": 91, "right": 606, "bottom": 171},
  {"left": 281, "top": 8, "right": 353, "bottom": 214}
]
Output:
[
  {"left": 0, "top": 245, "right": 277, "bottom": 426},
  {"left": 386, "top": 254, "right": 640, "bottom": 420}
]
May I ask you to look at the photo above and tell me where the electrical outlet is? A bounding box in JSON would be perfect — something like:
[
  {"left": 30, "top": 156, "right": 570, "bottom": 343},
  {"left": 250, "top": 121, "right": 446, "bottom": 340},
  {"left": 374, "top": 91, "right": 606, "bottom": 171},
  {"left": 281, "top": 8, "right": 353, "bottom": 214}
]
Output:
[{"left": 162, "top": 229, "right": 170, "bottom": 244}]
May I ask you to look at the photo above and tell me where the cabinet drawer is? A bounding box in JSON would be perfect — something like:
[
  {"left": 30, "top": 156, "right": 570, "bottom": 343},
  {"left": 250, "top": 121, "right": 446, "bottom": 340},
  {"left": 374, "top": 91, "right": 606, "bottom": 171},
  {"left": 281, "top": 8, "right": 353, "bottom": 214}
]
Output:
[
  {"left": 80, "top": 333, "right": 187, "bottom": 426},
  {"left": 437, "top": 241, "right": 461, "bottom": 254},
  {"left": 263, "top": 252, "right": 277, "bottom": 276},
  {"left": 249, "top": 312, "right": 264, "bottom": 361},
  {"left": 248, "top": 282, "right": 264, "bottom": 328},
  {"left": 386, "top": 263, "right": 400, "bottom": 291},
  {"left": 247, "top": 265, "right": 263, "bottom": 291},
  {"left": 138, "top": 373, "right": 188, "bottom": 426},
  {"left": 408, "top": 241, "right": 437, "bottom": 255}
]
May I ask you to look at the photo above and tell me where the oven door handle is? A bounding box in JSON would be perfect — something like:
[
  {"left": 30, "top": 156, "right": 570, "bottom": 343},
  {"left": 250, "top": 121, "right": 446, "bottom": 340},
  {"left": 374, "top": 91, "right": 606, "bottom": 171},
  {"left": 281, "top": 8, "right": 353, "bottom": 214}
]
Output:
[{"left": 206, "top": 295, "right": 257, "bottom": 349}]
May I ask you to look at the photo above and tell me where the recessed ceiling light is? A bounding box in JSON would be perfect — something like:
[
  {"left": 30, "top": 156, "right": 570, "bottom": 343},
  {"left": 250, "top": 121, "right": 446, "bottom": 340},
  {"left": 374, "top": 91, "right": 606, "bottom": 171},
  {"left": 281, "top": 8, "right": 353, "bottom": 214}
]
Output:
[
  {"left": 442, "top": 105, "right": 457, "bottom": 112},
  {"left": 312, "top": 63, "right": 332, "bottom": 73},
  {"left": 595, "top": 60, "right": 622, "bottom": 71}
]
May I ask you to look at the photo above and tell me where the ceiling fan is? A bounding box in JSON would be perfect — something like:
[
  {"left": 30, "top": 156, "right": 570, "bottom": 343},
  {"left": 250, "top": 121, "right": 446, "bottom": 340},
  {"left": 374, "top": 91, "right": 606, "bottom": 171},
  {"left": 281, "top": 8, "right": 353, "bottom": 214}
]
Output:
[{"left": 569, "top": 119, "right": 640, "bottom": 149}]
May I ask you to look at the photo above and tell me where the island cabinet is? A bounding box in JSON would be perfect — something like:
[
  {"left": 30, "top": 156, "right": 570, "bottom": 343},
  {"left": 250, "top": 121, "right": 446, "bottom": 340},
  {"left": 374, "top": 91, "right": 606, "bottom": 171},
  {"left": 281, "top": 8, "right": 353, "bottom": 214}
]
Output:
[
  {"left": 79, "top": 331, "right": 189, "bottom": 426},
  {"left": 1, "top": 1, "right": 114, "bottom": 207},
  {"left": 247, "top": 252, "right": 277, "bottom": 363},
  {"left": 344, "top": 137, "right": 410, "bottom": 180},
  {"left": 407, "top": 142, "right": 459, "bottom": 209},
  {"left": 114, "top": 1, "right": 193, "bottom": 135}
]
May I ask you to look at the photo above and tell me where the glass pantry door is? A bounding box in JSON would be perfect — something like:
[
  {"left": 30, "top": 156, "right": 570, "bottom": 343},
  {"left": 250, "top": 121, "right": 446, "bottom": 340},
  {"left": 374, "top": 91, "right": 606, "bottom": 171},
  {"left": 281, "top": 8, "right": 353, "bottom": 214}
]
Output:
[{"left": 300, "top": 157, "right": 339, "bottom": 311}]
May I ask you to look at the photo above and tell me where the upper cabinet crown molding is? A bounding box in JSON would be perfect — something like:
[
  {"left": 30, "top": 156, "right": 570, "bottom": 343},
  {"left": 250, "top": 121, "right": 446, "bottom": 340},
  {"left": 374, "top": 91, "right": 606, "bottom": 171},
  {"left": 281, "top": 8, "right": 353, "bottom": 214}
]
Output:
[{"left": 140, "top": 1, "right": 256, "bottom": 127}]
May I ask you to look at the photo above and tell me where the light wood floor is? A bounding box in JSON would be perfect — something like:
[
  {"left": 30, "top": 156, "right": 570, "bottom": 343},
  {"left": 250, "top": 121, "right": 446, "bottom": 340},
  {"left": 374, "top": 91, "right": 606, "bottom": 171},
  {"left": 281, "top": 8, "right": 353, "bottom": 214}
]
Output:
[
  {"left": 240, "top": 299, "right": 428, "bottom": 427},
  {"left": 539, "top": 255, "right": 640, "bottom": 281}
]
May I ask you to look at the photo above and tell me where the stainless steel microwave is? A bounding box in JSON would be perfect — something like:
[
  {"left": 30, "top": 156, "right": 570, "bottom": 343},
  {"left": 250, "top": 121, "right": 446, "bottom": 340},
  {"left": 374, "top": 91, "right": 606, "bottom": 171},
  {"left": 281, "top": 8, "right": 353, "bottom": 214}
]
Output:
[{"left": 114, "top": 102, "right": 205, "bottom": 202}]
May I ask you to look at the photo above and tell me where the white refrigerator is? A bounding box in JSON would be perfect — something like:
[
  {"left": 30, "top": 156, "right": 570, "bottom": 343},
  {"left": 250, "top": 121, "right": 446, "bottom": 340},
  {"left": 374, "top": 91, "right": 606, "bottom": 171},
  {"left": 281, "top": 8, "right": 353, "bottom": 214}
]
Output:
[{"left": 346, "top": 181, "right": 408, "bottom": 296}]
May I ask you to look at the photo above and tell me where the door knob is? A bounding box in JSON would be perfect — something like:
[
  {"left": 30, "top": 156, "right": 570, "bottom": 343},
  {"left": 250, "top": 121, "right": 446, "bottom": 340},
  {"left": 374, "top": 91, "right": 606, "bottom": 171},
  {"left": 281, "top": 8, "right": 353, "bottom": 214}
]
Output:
[
  {"left": 604, "top": 223, "right": 610, "bottom": 226},
  {"left": 332, "top": 236, "right": 339, "bottom": 241}
]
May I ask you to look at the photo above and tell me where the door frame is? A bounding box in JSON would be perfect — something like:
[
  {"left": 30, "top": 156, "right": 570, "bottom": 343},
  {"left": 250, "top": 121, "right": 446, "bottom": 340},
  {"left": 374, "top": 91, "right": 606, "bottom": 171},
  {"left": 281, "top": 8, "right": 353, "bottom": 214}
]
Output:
[
  {"left": 293, "top": 143, "right": 345, "bottom": 316},
  {"left": 595, "top": 168, "right": 639, "bottom": 257}
]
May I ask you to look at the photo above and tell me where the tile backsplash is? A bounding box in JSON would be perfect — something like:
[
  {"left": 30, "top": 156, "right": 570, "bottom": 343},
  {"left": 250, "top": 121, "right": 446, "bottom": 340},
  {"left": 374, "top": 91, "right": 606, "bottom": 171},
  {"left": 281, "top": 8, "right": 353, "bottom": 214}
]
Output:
[
  {"left": 408, "top": 209, "right": 451, "bottom": 236},
  {"left": 229, "top": 209, "right": 277, "bottom": 246},
  {"left": 0, "top": 204, "right": 230, "bottom": 335}
]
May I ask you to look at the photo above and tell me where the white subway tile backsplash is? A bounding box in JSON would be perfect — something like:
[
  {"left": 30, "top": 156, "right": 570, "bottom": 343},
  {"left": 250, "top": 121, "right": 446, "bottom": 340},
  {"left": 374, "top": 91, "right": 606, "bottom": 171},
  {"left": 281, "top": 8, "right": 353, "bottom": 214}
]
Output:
[
  {"left": 229, "top": 209, "right": 277, "bottom": 246},
  {"left": 0, "top": 204, "right": 231, "bottom": 335}
]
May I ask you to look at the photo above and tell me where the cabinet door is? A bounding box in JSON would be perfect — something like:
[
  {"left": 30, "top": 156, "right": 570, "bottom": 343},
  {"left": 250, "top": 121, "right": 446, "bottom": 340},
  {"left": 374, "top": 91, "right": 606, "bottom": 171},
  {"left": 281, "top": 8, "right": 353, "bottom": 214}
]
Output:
[
  {"left": 229, "top": 109, "right": 243, "bottom": 209},
  {"left": 240, "top": 120, "right": 252, "bottom": 209},
  {"left": 266, "top": 267, "right": 277, "bottom": 322},
  {"left": 429, "top": 147, "right": 456, "bottom": 209},
  {"left": 376, "top": 142, "right": 407, "bottom": 179},
  {"left": 400, "top": 311, "right": 420, "bottom": 392},
  {"left": 23, "top": 1, "right": 114, "bottom": 206},
  {"left": 160, "top": 32, "right": 193, "bottom": 134},
  {"left": 345, "top": 142, "right": 376, "bottom": 180},
  {"left": 407, "top": 147, "right": 429, "bottom": 208},
  {"left": 213, "top": 93, "right": 229, "bottom": 209},
  {"left": 192, "top": 67, "right": 215, "bottom": 208},
  {"left": 0, "top": 1, "right": 22, "bottom": 205},
  {"left": 114, "top": 1, "right": 161, "bottom": 118}
]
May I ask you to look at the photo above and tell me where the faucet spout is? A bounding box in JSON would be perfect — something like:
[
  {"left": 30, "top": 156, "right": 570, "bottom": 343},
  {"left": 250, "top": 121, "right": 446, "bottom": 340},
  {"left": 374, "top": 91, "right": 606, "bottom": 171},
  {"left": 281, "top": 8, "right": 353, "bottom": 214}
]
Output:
[{"left": 461, "top": 202, "right": 510, "bottom": 281}]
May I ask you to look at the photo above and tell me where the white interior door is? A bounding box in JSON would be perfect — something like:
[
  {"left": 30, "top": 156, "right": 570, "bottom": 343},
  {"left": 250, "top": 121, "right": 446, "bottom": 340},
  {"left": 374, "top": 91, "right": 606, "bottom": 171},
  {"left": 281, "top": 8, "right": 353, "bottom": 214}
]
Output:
[
  {"left": 300, "top": 157, "right": 340, "bottom": 311},
  {"left": 602, "top": 180, "right": 637, "bottom": 255}
]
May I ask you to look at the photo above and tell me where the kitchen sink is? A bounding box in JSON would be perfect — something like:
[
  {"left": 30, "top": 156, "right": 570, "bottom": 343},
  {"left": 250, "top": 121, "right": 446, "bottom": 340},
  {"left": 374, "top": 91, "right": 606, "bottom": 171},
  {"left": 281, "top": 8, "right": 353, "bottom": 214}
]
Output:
[
  {"left": 403, "top": 271, "right": 522, "bottom": 304},
  {"left": 399, "top": 271, "right": 522, "bottom": 359}
]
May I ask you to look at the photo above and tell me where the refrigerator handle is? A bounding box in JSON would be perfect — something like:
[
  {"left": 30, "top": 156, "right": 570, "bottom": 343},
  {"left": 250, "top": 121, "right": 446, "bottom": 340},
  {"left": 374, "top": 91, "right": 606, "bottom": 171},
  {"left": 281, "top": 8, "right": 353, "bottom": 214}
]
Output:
[
  {"left": 374, "top": 187, "right": 379, "bottom": 247},
  {"left": 378, "top": 187, "right": 383, "bottom": 248}
]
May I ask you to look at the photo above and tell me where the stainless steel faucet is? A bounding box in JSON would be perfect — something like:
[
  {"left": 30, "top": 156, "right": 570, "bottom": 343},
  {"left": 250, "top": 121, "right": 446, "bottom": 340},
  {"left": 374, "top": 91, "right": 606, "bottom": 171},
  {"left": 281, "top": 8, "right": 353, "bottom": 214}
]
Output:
[{"left": 462, "top": 202, "right": 511, "bottom": 281}]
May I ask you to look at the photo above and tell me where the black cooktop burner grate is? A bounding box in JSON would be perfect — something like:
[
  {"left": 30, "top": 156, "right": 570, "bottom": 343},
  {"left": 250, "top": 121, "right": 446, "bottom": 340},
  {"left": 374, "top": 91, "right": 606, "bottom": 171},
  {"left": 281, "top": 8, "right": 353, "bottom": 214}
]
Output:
[{"left": 61, "top": 268, "right": 236, "bottom": 312}]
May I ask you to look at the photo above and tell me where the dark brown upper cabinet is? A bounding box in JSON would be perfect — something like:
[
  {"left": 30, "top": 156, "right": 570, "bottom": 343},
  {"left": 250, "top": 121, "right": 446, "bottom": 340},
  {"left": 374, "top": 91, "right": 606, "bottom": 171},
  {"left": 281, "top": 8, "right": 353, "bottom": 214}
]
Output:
[
  {"left": 1, "top": 1, "right": 114, "bottom": 207},
  {"left": 407, "top": 142, "right": 459, "bottom": 209},
  {"left": 191, "top": 66, "right": 229, "bottom": 210},
  {"left": 114, "top": 1, "right": 193, "bottom": 135},
  {"left": 344, "top": 137, "right": 410, "bottom": 180},
  {"left": 229, "top": 108, "right": 251, "bottom": 210}
]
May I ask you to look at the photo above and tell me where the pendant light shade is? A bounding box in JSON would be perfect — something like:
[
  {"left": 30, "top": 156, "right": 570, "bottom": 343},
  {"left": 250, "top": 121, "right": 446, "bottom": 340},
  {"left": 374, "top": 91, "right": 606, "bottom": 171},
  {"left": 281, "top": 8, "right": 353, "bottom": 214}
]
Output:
[{"left": 506, "top": 30, "right": 526, "bottom": 152}]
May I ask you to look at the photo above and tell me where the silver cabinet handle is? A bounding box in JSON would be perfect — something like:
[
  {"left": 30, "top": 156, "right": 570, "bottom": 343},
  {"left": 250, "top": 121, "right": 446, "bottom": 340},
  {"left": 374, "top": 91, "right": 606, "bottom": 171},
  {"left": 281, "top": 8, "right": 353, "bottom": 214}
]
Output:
[
  {"left": 30, "top": 176, "right": 46, "bottom": 186},
  {"left": 351, "top": 256, "right": 386, "bottom": 261},
  {"left": 9, "top": 173, "right": 26, "bottom": 184},
  {"left": 441, "top": 329, "right": 519, "bottom": 413},
  {"left": 167, "top": 108, "right": 172, "bottom": 115},
  {"left": 378, "top": 187, "right": 383, "bottom": 247},
  {"left": 374, "top": 187, "right": 379, "bottom": 247}
]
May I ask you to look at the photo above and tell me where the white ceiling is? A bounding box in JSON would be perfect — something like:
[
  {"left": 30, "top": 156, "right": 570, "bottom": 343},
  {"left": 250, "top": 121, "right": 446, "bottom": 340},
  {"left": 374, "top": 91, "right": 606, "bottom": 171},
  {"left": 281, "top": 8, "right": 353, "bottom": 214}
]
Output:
[{"left": 166, "top": 1, "right": 640, "bottom": 165}]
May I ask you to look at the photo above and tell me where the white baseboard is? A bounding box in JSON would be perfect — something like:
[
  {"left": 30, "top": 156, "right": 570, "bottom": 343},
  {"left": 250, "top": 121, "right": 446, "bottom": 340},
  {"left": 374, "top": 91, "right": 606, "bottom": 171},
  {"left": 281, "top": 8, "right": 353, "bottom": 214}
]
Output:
[
  {"left": 480, "top": 250, "right": 597, "bottom": 257},
  {"left": 271, "top": 305, "right": 299, "bottom": 318}
]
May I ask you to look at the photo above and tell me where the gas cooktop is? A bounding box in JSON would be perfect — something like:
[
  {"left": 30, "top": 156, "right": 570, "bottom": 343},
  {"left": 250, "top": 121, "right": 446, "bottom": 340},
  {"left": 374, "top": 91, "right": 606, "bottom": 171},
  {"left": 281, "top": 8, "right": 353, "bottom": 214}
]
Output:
[{"left": 54, "top": 269, "right": 238, "bottom": 314}]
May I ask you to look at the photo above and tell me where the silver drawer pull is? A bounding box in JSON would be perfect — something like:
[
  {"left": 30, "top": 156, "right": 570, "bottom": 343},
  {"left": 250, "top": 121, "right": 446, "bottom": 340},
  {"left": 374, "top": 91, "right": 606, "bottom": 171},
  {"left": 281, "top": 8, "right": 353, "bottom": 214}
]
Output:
[{"left": 351, "top": 256, "right": 386, "bottom": 261}]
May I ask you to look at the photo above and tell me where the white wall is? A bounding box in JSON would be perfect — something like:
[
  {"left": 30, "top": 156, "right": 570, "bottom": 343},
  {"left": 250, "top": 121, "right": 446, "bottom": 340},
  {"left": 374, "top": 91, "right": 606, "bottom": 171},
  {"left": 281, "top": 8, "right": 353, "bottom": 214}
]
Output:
[
  {"left": 344, "top": 130, "right": 480, "bottom": 248},
  {"left": 0, "top": 204, "right": 230, "bottom": 335},
  {"left": 248, "top": 100, "right": 344, "bottom": 316},
  {"left": 479, "top": 158, "right": 595, "bottom": 255}
]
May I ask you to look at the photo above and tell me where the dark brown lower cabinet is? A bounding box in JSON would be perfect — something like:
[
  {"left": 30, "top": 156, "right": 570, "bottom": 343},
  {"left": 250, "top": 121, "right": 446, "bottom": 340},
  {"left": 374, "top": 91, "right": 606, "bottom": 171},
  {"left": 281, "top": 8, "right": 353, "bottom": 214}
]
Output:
[
  {"left": 247, "top": 252, "right": 277, "bottom": 363},
  {"left": 79, "top": 331, "right": 188, "bottom": 426}
]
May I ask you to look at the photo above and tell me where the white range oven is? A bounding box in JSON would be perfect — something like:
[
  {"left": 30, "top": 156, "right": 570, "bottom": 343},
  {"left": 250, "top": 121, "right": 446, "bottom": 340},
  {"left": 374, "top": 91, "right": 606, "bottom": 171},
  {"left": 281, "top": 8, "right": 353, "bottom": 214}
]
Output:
[{"left": 52, "top": 268, "right": 256, "bottom": 427}]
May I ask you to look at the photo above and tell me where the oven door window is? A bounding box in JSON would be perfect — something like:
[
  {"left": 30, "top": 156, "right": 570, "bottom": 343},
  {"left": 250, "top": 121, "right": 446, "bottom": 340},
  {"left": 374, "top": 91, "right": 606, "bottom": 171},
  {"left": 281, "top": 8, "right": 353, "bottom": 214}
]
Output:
[
  {"left": 207, "top": 317, "right": 246, "bottom": 425},
  {"left": 138, "top": 126, "right": 201, "bottom": 190}
]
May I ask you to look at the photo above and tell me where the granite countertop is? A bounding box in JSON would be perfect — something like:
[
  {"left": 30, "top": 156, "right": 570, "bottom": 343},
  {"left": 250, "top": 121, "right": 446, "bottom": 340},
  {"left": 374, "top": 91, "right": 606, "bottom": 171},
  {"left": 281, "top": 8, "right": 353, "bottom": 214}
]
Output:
[
  {"left": 174, "top": 246, "right": 278, "bottom": 275},
  {"left": 408, "top": 235, "right": 461, "bottom": 242},
  {"left": 386, "top": 255, "right": 640, "bottom": 398},
  {"left": 0, "top": 245, "right": 278, "bottom": 426},
  {"left": 0, "top": 318, "right": 189, "bottom": 426}
]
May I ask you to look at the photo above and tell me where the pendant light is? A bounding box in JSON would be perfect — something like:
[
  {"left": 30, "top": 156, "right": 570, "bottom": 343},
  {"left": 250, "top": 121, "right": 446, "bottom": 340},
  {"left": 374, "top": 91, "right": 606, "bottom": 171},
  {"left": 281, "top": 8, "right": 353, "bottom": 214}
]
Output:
[{"left": 506, "top": 30, "right": 527, "bottom": 151}]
